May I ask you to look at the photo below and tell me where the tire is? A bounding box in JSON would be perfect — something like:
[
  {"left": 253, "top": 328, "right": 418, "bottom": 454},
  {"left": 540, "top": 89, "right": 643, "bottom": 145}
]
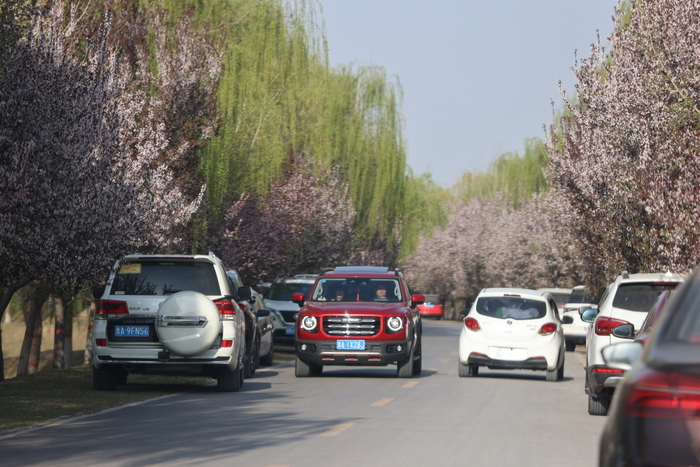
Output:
[
  {"left": 217, "top": 366, "right": 242, "bottom": 392},
  {"left": 557, "top": 359, "right": 565, "bottom": 380},
  {"left": 588, "top": 393, "right": 611, "bottom": 416},
  {"left": 458, "top": 361, "right": 469, "bottom": 377},
  {"left": 295, "top": 355, "right": 322, "bottom": 377},
  {"left": 93, "top": 366, "right": 117, "bottom": 390},
  {"left": 244, "top": 338, "right": 258, "bottom": 378},
  {"left": 469, "top": 364, "right": 479, "bottom": 376},
  {"left": 565, "top": 340, "right": 576, "bottom": 352},
  {"left": 397, "top": 347, "right": 414, "bottom": 378},
  {"left": 412, "top": 338, "right": 422, "bottom": 376},
  {"left": 259, "top": 340, "right": 274, "bottom": 366},
  {"left": 156, "top": 291, "right": 220, "bottom": 357}
]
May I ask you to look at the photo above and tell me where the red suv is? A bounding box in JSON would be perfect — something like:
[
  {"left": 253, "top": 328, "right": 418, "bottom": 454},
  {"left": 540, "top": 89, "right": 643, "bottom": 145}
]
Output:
[{"left": 293, "top": 266, "right": 424, "bottom": 378}]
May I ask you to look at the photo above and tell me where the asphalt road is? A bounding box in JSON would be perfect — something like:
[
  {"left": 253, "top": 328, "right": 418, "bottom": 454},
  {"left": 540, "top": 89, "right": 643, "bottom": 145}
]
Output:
[{"left": 0, "top": 320, "right": 607, "bottom": 467}]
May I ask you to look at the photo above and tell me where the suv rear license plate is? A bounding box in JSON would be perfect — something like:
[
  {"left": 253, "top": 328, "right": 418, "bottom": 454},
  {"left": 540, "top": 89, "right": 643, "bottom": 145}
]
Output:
[
  {"left": 336, "top": 340, "right": 365, "bottom": 350},
  {"left": 114, "top": 325, "right": 150, "bottom": 337}
]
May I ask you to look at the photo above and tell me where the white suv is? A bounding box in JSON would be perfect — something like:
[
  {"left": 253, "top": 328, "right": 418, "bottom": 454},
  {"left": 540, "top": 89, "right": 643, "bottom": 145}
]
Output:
[
  {"left": 91, "top": 253, "right": 248, "bottom": 392},
  {"left": 265, "top": 274, "right": 317, "bottom": 341},
  {"left": 583, "top": 271, "right": 684, "bottom": 415}
]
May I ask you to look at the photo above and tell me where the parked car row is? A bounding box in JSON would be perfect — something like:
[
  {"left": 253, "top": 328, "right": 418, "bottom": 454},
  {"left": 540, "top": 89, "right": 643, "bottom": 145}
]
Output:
[{"left": 91, "top": 252, "right": 276, "bottom": 392}]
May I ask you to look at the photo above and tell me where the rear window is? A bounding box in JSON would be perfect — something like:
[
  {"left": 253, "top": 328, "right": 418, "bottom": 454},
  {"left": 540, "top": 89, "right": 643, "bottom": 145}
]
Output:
[
  {"left": 567, "top": 287, "right": 593, "bottom": 303},
  {"left": 612, "top": 282, "right": 679, "bottom": 312},
  {"left": 268, "top": 282, "right": 313, "bottom": 301},
  {"left": 476, "top": 297, "right": 547, "bottom": 320},
  {"left": 110, "top": 261, "right": 221, "bottom": 296},
  {"left": 423, "top": 295, "right": 440, "bottom": 304}
]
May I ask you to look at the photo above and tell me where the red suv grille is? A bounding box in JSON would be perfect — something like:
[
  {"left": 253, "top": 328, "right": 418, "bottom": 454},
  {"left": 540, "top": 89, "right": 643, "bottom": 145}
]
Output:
[{"left": 323, "top": 316, "right": 381, "bottom": 336}]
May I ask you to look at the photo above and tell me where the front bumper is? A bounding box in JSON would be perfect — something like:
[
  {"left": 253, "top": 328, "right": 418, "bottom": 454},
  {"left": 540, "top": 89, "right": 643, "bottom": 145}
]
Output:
[{"left": 296, "top": 339, "right": 411, "bottom": 366}]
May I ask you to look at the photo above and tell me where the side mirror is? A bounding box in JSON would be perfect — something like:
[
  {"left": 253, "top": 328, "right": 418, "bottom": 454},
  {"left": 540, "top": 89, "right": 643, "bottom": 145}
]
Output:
[
  {"left": 561, "top": 315, "right": 574, "bottom": 324},
  {"left": 237, "top": 286, "right": 252, "bottom": 301},
  {"left": 581, "top": 308, "right": 599, "bottom": 323},
  {"left": 612, "top": 323, "right": 635, "bottom": 339},
  {"left": 578, "top": 305, "right": 596, "bottom": 317},
  {"left": 291, "top": 292, "right": 306, "bottom": 307},
  {"left": 411, "top": 294, "right": 425, "bottom": 306},
  {"left": 92, "top": 285, "right": 106, "bottom": 300},
  {"left": 256, "top": 308, "right": 271, "bottom": 318},
  {"left": 601, "top": 341, "right": 643, "bottom": 371},
  {"left": 459, "top": 308, "right": 469, "bottom": 319}
]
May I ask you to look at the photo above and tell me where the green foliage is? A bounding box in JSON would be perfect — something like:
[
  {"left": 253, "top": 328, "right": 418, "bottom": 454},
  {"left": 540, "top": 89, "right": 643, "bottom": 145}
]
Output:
[{"left": 453, "top": 138, "right": 549, "bottom": 208}]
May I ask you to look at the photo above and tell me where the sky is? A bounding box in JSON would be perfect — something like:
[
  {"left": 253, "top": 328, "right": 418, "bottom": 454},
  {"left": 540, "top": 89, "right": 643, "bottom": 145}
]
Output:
[{"left": 318, "top": 1, "right": 618, "bottom": 187}]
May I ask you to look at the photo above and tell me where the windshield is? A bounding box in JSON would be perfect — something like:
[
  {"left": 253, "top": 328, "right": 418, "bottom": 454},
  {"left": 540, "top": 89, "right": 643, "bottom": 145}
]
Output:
[
  {"left": 110, "top": 261, "right": 221, "bottom": 296},
  {"left": 612, "top": 282, "right": 679, "bottom": 312},
  {"left": 476, "top": 296, "right": 547, "bottom": 320},
  {"left": 311, "top": 278, "right": 403, "bottom": 303},
  {"left": 268, "top": 282, "right": 313, "bottom": 301}
]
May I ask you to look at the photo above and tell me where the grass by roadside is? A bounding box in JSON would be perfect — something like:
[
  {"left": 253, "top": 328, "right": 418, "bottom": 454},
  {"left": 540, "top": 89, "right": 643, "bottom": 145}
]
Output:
[{"left": 0, "top": 344, "right": 296, "bottom": 435}]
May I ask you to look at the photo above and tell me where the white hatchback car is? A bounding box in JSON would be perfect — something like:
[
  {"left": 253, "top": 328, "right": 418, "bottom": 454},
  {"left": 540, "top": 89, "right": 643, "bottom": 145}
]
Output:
[
  {"left": 583, "top": 271, "right": 684, "bottom": 415},
  {"left": 91, "top": 253, "right": 248, "bottom": 392},
  {"left": 458, "top": 288, "right": 567, "bottom": 381}
]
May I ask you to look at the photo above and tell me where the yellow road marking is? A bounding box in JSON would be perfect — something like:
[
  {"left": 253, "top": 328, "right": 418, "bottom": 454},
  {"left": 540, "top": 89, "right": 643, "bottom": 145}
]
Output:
[
  {"left": 371, "top": 398, "right": 394, "bottom": 407},
  {"left": 439, "top": 358, "right": 449, "bottom": 363},
  {"left": 320, "top": 422, "right": 356, "bottom": 437},
  {"left": 403, "top": 381, "right": 419, "bottom": 388},
  {"left": 450, "top": 351, "right": 458, "bottom": 356}
]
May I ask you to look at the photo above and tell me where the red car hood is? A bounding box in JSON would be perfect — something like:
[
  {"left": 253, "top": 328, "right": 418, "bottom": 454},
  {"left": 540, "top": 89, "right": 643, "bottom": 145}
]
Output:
[{"left": 302, "top": 302, "right": 409, "bottom": 316}]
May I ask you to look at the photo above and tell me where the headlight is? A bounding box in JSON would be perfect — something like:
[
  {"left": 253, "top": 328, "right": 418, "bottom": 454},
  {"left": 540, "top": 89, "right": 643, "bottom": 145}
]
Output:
[
  {"left": 387, "top": 316, "right": 403, "bottom": 333},
  {"left": 300, "top": 315, "right": 318, "bottom": 332}
]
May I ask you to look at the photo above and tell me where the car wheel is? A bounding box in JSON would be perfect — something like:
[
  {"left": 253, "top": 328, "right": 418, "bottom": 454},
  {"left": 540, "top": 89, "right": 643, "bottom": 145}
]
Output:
[
  {"left": 217, "top": 367, "right": 241, "bottom": 392},
  {"left": 156, "top": 291, "right": 220, "bottom": 357},
  {"left": 588, "top": 393, "right": 611, "bottom": 416},
  {"left": 295, "top": 355, "right": 321, "bottom": 377},
  {"left": 468, "top": 364, "right": 479, "bottom": 376},
  {"left": 397, "top": 351, "right": 414, "bottom": 378},
  {"left": 557, "top": 360, "right": 565, "bottom": 380},
  {"left": 458, "top": 361, "right": 469, "bottom": 377},
  {"left": 259, "top": 341, "right": 274, "bottom": 366},
  {"left": 115, "top": 368, "right": 128, "bottom": 386},
  {"left": 92, "top": 366, "right": 117, "bottom": 390},
  {"left": 244, "top": 339, "right": 258, "bottom": 378},
  {"left": 565, "top": 340, "right": 577, "bottom": 352},
  {"left": 412, "top": 338, "right": 422, "bottom": 376}
]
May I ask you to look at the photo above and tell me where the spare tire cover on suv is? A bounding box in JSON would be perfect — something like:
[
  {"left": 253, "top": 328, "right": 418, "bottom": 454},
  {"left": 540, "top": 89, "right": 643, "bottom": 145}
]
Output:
[{"left": 156, "top": 291, "right": 221, "bottom": 357}]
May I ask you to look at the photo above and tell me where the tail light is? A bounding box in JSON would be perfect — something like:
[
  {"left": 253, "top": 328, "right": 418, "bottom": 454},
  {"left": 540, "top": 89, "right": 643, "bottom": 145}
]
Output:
[
  {"left": 96, "top": 300, "right": 128, "bottom": 320},
  {"left": 625, "top": 368, "right": 700, "bottom": 419},
  {"left": 464, "top": 317, "right": 480, "bottom": 331},
  {"left": 221, "top": 340, "right": 233, "bottom": 348},
  {"left": 595, "top": 316, "right": 630, "bottom": 336},
  {"left": 214, "top": 299, "right": 236, "bottom": 320},
  {"left": 538, "top": 323, "right": 557, "bottom": 335}
]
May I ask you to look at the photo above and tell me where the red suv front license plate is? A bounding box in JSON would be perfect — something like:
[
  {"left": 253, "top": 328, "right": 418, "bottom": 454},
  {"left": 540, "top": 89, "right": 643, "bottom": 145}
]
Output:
[
  {"left": 336, "top": 340, "right": 365, "bottom": 350},
  {"left": 114, "top": 325, "right": 150, "bottom": 337}
]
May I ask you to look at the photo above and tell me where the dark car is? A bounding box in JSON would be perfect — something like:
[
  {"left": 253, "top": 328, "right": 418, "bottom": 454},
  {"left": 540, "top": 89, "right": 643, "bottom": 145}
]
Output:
[
  {"left": 227, "top": 270, "right": 274, "bottom": 377},
  {"left": 293, "top": 266, "right": 424, "bottom": 378},
  {"left": 599, "top": 268, "right": 700, "bottom": 466}
]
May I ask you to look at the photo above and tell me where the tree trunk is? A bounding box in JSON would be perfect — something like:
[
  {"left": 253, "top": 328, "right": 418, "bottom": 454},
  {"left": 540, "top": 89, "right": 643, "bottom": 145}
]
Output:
[
  {"left": 83, "top": 299, "right": 96, "bottom": 365},
  {"left": 53, "top": 296, "right": 66, "bottom": 369},
  {"left": 28, "top": 312, "right": 43, "bottom": 375},
  {"left": 0, "top": 279, "right": 32, "bottom": 381},
  {"left": 64, "top": 304, "right": 74, "bottom": 368},
  {"left": 17, "top": 281, "right": 42, "bottom": 377}
]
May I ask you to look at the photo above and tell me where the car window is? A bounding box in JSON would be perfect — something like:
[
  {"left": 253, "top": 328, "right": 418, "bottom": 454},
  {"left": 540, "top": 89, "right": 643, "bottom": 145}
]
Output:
[
  {"left": 476, "top": 297, "right": 546, "bottom": 320},
  {"left": 549, "top": 292, "right": 569, "bottom": 305},
  {"left": 110, "top": 261, "right": 221, "bottom": 296},
  {"left": 268, "top": 282, "right": 312, "bottom": 301},
  {"left": 311, "top": 278, "right": 403, "bottom": 302},
  {"left": 424, "top": 295, "right": 440, "bottom": 304},
  {"left": 612, "top": 283, "right": 679, "bottom": 312}
]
